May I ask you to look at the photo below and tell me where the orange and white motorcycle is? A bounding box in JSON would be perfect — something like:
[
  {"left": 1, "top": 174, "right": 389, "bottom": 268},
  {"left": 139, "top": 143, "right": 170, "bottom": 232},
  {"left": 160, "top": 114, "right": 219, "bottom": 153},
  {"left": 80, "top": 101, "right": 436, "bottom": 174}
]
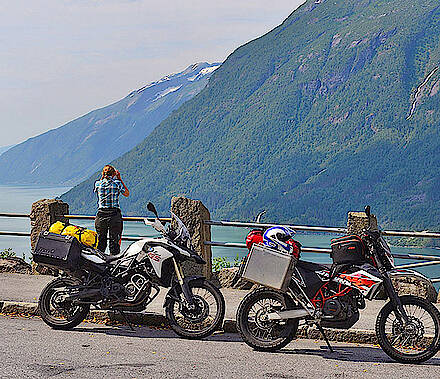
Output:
[{"left": 236, "top": 206, "right": 440, "bottom": 363}]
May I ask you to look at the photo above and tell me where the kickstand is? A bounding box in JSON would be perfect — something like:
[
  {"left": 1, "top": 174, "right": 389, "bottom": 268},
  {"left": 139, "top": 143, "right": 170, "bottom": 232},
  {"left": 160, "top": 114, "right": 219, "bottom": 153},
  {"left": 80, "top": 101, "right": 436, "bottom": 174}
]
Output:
[
  {"left": 117, "top": 309, "right": 135, "bottom": 331},
  {"left": 316, "top": 323, "right": 334, "bottom": 353}
]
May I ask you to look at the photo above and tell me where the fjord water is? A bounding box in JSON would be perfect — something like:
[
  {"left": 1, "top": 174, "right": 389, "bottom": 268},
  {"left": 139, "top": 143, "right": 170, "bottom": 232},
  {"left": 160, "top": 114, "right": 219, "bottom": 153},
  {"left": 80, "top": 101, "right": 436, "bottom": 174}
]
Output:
[
  {"left": 0, "top": 185, "right": 70, "bottom": 259},
  {"left": 1, "top": 185, "right": 439, "bottom": 286}
]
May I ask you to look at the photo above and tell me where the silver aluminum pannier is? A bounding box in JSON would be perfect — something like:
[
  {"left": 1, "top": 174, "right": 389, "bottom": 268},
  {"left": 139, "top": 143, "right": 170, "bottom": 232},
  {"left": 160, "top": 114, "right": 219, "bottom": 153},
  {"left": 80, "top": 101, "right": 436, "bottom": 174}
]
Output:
[{"left": 242, "top": 243, "right": 296, "bottom": 292}]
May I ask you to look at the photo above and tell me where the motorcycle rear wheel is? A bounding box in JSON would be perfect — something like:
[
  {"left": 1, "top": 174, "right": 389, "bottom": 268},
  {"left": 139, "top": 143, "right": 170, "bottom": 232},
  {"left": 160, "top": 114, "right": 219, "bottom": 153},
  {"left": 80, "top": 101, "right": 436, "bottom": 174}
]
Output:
[
  {"left": 376, "top": 295, "right": 440, "bottom": 363},
  {"left": 39, "top": 277, "right": 90, "bottom": 330},
  {"left": 165, "top": 278, "right": 225, "bottom": 339},
  {"left": 237, "top": 288, "right": 299, "bottom": 351}
]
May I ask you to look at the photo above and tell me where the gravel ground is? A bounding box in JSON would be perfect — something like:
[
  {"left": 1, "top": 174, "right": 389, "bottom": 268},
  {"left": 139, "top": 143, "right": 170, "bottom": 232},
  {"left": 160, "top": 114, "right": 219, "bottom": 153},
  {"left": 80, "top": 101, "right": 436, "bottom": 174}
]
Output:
[{"left": 1, "top": 315, "right": 440, "bottom": 379}]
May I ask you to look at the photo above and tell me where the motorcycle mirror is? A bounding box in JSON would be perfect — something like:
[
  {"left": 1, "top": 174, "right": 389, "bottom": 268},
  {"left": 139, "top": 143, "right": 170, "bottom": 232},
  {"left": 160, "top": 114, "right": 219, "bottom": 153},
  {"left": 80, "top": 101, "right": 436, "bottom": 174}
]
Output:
[
  {"left": 255, "top": 210, "right": 266, "bottom": 223},
  {"left": 147, "top": 202, "right": 159, "bottom": 218},
  {"left": 364, "top": 205, "right": 371, "bottom": 228},
  {"left": 365, "top": 205, "right": 371, "bottom": 217}
]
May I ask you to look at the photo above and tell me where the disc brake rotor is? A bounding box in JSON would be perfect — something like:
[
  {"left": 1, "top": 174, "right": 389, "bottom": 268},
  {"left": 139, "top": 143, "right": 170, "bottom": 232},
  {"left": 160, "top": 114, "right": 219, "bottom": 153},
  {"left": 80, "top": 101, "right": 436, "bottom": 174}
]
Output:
[
  {"left": 392, "top": 316, "right": 425, "bottom": 346},
  {"left": 180, "top": 295, "right": 209, "bottom": 323}
]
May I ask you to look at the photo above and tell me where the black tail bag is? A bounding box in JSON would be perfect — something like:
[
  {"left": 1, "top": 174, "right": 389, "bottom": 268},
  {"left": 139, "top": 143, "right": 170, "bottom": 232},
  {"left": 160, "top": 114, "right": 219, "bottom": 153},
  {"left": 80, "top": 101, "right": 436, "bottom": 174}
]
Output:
[{"left": 330, "top": 235, "right": 367, "bottom": 265}]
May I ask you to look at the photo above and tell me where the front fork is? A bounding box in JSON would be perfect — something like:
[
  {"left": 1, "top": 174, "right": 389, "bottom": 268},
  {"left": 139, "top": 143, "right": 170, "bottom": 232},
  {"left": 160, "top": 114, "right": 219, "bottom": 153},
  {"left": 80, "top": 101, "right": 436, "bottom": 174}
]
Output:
[
  {"left": 369, "top": 241, "right": 410, "bottom": 323},
  {"left": 382, "top": 273, "right": 409, "bottom": 323},
  {"left": 168, "top": 258, "right": 195, "bottom": 306}
]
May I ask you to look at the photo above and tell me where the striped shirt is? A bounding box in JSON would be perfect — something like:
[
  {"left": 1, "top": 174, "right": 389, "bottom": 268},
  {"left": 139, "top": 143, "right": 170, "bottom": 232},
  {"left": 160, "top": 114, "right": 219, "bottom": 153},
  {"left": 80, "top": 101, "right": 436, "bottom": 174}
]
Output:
[{"left": 94, "top": 178, "right": 124, "bottom": 209}]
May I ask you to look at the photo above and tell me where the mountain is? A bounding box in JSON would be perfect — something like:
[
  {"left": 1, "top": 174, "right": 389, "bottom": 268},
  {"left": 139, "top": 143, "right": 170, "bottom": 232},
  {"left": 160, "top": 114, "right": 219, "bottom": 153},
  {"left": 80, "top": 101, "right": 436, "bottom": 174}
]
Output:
[
  {"left": 0, "top": 62, "right": 220, "bottom": 185},
  {"left": 0, "top": 145, "right": 14, "bottom": 157},
  {"left": 62, "top": 0, "right": 440, "bottom": 231}
]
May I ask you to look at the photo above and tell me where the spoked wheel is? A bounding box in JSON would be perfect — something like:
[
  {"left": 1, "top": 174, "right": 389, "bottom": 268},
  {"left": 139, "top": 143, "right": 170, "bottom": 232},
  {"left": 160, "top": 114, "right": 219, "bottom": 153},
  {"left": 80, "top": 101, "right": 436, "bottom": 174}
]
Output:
[
  {"left": 39, "top": 277, "right": 90, "bottom": 330},
  {"left": 237, "top": 288, "right": 299, "bottom": 351},
  {"left": 376, "top": 295, "right": 440, "bottom": 363},
  {"left": 165, "top": 279, "right": 225, "bottom": 339}
]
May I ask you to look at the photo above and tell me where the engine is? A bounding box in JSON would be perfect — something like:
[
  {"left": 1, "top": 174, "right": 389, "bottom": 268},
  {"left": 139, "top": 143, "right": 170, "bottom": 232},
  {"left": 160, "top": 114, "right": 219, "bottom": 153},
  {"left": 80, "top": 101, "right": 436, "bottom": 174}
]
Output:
[
  {"left": 124, "top": 273, "right": 150, "bottom": 302},
  {"left": 322, "top": 297, "right": 356, "bottom": 320},
  {"left": 320, "top": 291, "right": 363, "bottom": 329},
  {"left": 97, "top": 273, "right": 151, "bottom": 309}
]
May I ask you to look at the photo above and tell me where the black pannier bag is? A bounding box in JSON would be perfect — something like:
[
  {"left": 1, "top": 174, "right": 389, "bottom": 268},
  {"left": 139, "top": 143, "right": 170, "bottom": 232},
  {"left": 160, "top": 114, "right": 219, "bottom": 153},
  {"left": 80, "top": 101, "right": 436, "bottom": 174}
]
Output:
[
  {"left": 33, "top": 231, "right": 82, "bottom": 270},
  {"left": 330, "top": 235, "right": 367, "bottom": 265}
]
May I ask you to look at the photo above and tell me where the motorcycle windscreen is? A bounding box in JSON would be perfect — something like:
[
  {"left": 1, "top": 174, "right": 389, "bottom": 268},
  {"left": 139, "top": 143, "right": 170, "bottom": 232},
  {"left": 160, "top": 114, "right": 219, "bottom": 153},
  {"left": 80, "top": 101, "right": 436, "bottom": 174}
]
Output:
[{"left": 170, "top": 212, "right": 191, "bottom": 243}]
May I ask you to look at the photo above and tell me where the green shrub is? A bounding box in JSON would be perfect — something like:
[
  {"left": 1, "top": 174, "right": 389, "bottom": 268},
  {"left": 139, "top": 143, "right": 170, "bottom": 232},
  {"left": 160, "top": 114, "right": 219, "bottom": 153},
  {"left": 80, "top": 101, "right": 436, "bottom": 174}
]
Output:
[
  {"left": 212, "top": 256, "right": 231, "bottom": 272},
  {"left": 0, "top": 248, "right": 16, "bottom": 258},
  {"left": 212, "top": 253, "right": 243, "bottom": 272}
]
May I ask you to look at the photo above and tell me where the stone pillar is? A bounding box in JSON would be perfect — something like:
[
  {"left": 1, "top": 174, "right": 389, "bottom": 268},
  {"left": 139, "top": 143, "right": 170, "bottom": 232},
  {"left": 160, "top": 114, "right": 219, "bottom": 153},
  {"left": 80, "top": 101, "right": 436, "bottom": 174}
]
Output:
[
  {"left": 170, "top": 196, "right": 212, "bottom": 279},
  {"left": 30, "top": 199, "right": 69, "bottom": 274},
  {"left": 347, "top": 211, "right": 378, "bottom": 235}
]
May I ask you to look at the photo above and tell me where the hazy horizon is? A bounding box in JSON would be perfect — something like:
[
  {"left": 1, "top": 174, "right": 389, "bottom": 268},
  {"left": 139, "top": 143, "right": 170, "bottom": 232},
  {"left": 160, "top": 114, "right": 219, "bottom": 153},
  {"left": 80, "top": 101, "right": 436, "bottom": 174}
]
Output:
[{"left": 0, "top": 0, "right": 304, "bottom": 147}]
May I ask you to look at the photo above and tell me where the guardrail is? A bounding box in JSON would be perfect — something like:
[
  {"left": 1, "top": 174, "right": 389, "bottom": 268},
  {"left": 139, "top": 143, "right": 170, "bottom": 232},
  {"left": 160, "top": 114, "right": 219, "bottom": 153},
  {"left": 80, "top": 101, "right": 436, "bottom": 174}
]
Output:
[
  {"left": 1, "top": 211, "right": 439, "bottom": 282},
  {"left": 0, "top": 212, "right": 170, "bottom": 241},
  {"left": 203, "top": 220, "right": 440, "bottom": 283}
]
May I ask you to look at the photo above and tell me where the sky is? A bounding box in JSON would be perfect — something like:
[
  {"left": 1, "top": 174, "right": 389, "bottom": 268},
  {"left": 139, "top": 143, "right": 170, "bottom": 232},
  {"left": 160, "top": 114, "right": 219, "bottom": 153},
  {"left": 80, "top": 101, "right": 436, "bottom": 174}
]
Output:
[{"left": 0, "top": 0, "right": 304, "bottom": 147}]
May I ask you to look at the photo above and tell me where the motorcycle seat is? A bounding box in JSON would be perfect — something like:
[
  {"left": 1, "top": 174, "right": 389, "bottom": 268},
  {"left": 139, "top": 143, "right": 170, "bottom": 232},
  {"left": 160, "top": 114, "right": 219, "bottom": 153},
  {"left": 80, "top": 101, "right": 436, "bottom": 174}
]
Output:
[
  {"left": 81, "top": 246, "right": 128, "bottom": 264},
  {"left": 104, "top": 248, "right": 129, "bottom": 263},
  {"left": 297, "top": 260, "right": 331, "bottom": 271}
]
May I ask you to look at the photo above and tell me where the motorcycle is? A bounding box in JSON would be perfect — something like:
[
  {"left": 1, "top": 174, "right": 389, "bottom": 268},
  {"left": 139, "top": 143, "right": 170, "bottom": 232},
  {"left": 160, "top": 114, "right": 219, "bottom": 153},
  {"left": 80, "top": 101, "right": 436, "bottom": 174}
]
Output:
[
  {"left": 235, "top": 206, "right": 440, "bottom": 363},
  {"left": 34, "top": 202, "right": 225, "bottom": 339}
]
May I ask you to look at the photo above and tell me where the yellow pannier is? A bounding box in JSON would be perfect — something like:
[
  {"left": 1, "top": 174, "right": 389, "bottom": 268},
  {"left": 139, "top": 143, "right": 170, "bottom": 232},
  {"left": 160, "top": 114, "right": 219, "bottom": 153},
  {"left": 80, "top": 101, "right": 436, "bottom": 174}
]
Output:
[{"left": 49, "top": 221, "right": 99, "bottom": 249}]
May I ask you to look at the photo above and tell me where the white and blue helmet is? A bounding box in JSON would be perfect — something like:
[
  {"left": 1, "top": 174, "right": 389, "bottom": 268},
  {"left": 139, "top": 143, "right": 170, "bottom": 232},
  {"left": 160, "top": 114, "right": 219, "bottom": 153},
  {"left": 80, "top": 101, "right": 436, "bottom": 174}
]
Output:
[{"left": 263, "top": 226, "right": 296, "bottom": 254}]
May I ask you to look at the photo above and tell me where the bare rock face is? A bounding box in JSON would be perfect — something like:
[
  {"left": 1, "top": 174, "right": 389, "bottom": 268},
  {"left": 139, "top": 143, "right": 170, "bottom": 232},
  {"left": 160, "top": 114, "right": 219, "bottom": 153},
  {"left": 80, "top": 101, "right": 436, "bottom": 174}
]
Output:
[
  {"left": 0, "top": 257, "right": 32, "bottom": 274},
  {"left": 215, "top": 267, "right": 254, "bottom": 290},
  {"left": 170, "top": 196, "right": 212, "bottom": 278}
]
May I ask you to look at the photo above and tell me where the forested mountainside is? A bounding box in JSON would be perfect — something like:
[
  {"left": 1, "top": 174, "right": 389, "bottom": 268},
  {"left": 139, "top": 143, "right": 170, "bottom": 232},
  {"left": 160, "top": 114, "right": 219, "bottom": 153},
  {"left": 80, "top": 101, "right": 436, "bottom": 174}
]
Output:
[
  {"left": 63, "top": 0, "right": 440, "bottom": 230},
  {"left": 0, "top": 62, "right": 220, "bottom": 185}
]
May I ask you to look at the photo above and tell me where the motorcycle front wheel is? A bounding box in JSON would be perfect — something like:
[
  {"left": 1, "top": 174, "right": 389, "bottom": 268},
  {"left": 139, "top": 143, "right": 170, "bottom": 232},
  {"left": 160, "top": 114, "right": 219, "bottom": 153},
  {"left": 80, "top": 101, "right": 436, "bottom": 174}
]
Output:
[
  {"left": 376, "top": 295, "right": 440, "bottom": 363},
  {"left": 165, "top": 278, "right": 225, "bottom": 339},
  {"left": 236, "top": 288, "right": 299, "bottom": 351},
  {"left": 39, "top": 277, "right": 90, "bottom": 330}
]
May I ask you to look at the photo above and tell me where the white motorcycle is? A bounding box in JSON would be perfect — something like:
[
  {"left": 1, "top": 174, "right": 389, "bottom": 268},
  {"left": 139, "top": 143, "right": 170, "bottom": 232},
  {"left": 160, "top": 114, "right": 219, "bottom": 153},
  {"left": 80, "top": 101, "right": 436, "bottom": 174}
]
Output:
[{"left": 34, "top": 202, "right": 225, "bottom": 339}]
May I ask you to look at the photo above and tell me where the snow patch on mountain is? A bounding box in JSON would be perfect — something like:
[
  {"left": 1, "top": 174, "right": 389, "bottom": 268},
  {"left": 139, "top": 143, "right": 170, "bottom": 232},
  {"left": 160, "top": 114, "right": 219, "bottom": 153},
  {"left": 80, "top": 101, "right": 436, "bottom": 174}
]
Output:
[
  {"left": 127, "top": 63, "right": 222, "bottom": 98},
  {"left": 188, "top": 65, "right": 221, "bottom": 81},
  {"left": 154, "top": 85, "right": 182, "bottom": 101},
  {"left": 129, "top": 75, "right": 173, "bottom": 97}
]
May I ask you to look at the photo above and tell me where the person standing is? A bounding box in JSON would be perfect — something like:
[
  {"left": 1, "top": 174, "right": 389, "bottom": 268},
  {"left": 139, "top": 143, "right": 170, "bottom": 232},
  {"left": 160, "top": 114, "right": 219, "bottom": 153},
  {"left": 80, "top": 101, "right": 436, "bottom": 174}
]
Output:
[{"left": 94, "top": 165, "right": 129, "bottom": 255}]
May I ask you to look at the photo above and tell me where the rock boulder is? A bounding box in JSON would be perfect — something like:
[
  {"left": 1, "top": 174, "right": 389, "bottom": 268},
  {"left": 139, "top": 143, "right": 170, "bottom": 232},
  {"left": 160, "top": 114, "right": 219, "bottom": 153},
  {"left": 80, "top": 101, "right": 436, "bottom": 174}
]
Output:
[
  {"left": 391, "top": 276, "right": 438, "bottom": 303},
  {"left": 215, "top": 267, "right": 254, "bottom": 290},
  {"left": 0, "top": 257, "right": 32, "bottom": 274},
  {"left": 171, "top": 196, "right": 212, "bottom": 278}
]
